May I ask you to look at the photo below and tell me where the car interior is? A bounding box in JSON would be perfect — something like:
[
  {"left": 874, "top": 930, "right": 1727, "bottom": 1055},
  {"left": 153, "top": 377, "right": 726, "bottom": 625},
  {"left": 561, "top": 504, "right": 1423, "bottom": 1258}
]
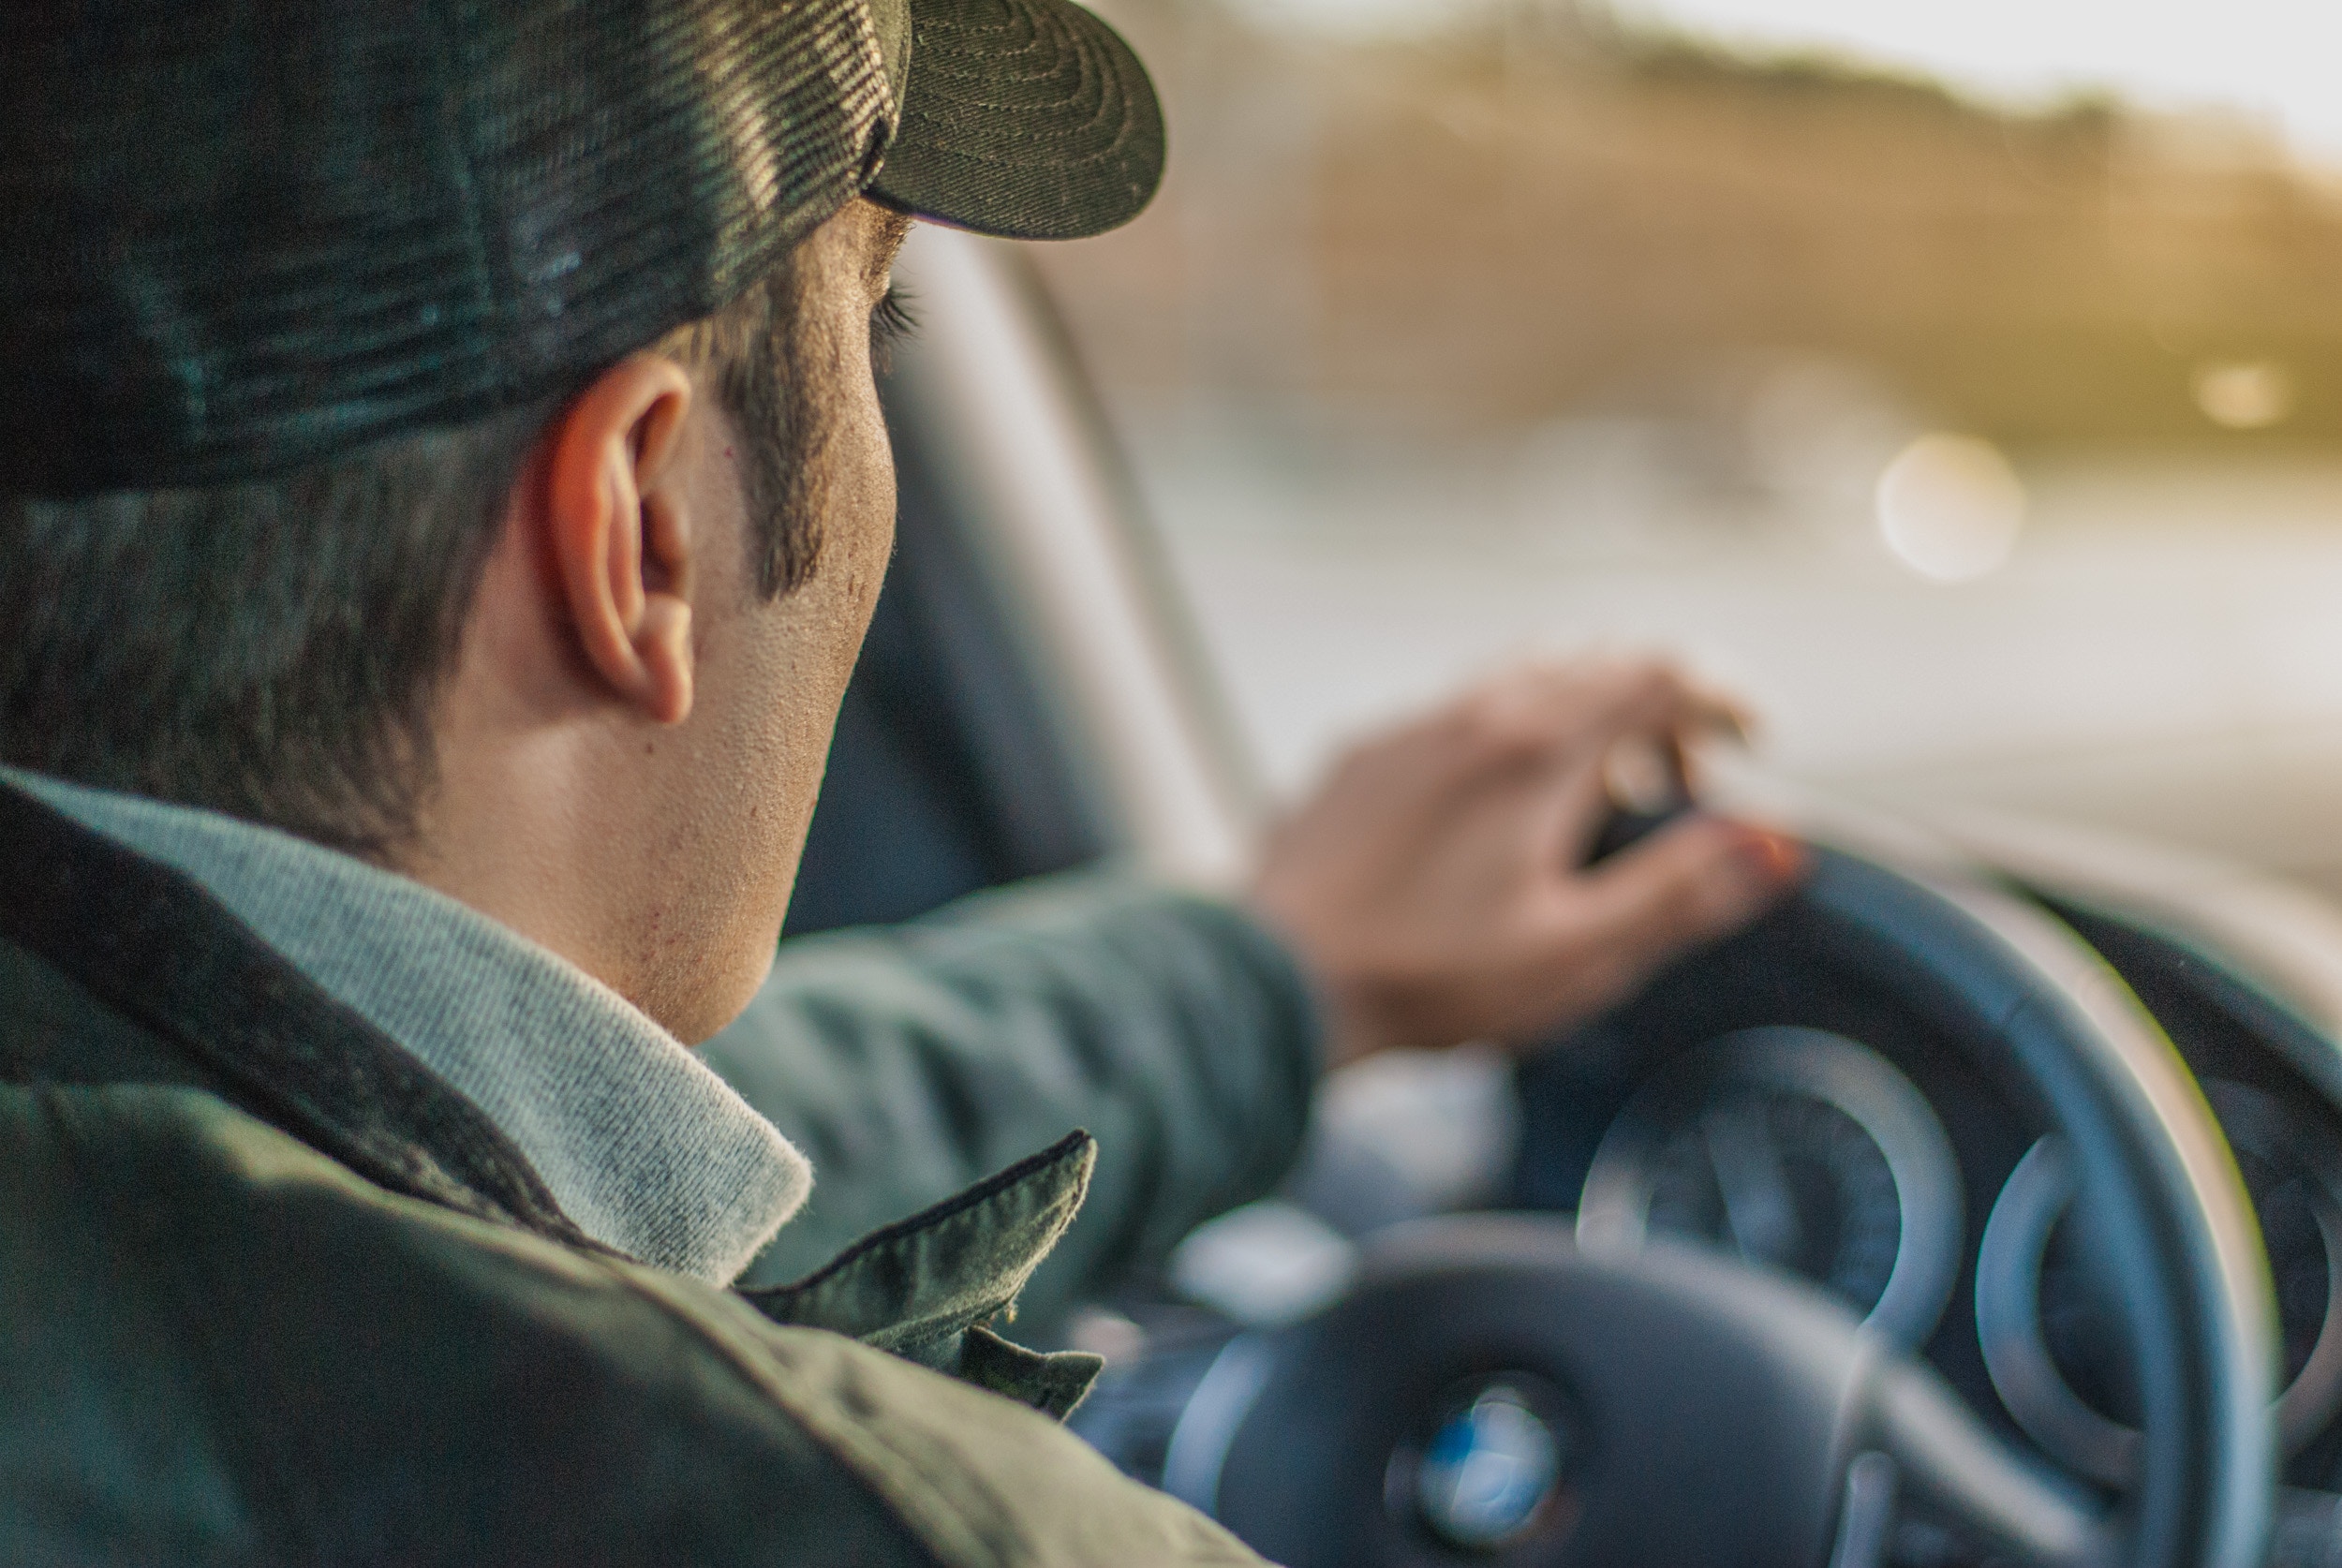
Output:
[{"left": 769, "top": 223, "right": 2342, "bottom": 1568}]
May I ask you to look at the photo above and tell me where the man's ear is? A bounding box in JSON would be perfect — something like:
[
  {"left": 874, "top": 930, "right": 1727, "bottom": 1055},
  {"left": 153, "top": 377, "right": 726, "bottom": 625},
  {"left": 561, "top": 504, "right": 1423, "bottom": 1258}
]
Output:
[{"left": 539, "top": 353, "right": 700, "bottom": 725}]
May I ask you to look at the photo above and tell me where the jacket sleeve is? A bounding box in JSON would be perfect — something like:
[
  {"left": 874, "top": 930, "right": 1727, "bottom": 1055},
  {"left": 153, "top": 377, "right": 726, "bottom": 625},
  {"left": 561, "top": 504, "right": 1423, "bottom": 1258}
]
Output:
[{"left": 700, "top": 872, "right": 1324, "bottom": 1324}]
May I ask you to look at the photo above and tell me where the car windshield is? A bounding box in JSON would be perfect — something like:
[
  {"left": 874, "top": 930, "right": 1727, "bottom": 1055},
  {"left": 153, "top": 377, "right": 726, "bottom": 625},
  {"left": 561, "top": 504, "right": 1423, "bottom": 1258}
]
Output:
[{"left": 1038, "top": 0, "right": 2342, "bottom": 899}]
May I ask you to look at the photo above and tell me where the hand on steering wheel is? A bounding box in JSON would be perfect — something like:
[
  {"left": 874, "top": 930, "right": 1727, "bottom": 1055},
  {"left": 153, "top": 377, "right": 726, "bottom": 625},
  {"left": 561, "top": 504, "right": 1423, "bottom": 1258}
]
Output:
[{"left": 1248, "top": 659, "right": 1804, "bottom": 1068}]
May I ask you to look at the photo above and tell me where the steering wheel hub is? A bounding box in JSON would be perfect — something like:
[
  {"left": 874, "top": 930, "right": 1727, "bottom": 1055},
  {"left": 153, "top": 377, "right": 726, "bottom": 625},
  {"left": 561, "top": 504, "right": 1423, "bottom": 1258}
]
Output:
[
  {"left": 1185, "top": 1217, "right": 2101, "bottom": 1568},
  {"left": 1399, "top": 1374, "right": 1579, "bottom": 1552}
]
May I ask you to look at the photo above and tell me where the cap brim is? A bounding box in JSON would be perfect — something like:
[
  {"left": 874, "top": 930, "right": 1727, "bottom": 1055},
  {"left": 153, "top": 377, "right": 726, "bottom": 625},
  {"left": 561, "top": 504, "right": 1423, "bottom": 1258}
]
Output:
[{"left": 865, "top": 0, "right": 1165, "bottom": 242}]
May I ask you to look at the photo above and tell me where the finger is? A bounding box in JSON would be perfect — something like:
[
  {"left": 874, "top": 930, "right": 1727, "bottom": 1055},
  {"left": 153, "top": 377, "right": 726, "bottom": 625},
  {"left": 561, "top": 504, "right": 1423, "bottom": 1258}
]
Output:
[
  {"left": 1605, "top": 732, "right": 1688, "bottom": 815},
  {"left": 1464, "top": 656, "right": 1747, "bottom": 741},
  {"left": 1682, "top": 691, "right": 1753, "bottom": 747},
  {"left": 1532, "top": 748, "right": 1623, "bottom": 871},
  {"left": 1463, "top": 660, "right": 1698, "bottom": 776},
  {"left": 1550, "top": 668, "right": 1753, "bottom": 823},
  {"left": 1433, "top": 667, "right": 1696, "bottom": 873},
  {"left": 1504, "top": 670, "right": 1726, "bottom": 862},
  {"left": 1333, "top": 659, "right": 1749, "bottom": 834},
  {"left": 1311, "top": 667, "right": 1618, "bottom": 816},
  {"left": 1474, "top": 817, "right": 1804, "bottom": 1049},
  {"left": 1541, "top": 663, "right": 1743, "bottom": 769},
  {"left": 1570, "top": 815, "right": 1806, "bottom": 992}
]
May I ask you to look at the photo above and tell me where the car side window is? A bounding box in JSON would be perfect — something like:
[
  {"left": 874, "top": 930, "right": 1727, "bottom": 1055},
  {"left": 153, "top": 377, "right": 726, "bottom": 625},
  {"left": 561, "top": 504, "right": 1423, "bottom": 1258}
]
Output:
[{"left": 783, "top": 383, "right": 1111, "bottom": 938}]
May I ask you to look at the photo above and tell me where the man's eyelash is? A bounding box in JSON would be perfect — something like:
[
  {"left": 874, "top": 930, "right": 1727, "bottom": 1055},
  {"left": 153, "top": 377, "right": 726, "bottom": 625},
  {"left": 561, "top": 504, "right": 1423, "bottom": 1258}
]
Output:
[{"left": 870, "top": 286, "right": 918, "bottom": 367}]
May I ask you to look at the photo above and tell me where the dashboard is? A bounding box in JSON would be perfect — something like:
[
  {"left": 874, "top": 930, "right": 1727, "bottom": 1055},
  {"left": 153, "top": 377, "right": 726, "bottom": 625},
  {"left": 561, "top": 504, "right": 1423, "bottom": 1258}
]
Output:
[{"left": 1512, "top": 888, "right": 2342, "bottom": 1497}]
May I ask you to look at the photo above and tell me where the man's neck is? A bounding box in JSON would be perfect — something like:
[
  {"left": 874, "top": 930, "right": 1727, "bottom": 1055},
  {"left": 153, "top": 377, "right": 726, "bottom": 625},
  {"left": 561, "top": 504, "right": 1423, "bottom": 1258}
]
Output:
[{"left": 2, "top": 766, "right": 812, "bottom": 1283}]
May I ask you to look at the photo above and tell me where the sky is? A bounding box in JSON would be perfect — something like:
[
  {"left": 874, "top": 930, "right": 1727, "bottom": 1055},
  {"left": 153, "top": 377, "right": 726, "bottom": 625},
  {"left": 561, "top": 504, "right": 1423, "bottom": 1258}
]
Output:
[{"left": 1231, "top": 0, "right": 2342, "bottom": 167}]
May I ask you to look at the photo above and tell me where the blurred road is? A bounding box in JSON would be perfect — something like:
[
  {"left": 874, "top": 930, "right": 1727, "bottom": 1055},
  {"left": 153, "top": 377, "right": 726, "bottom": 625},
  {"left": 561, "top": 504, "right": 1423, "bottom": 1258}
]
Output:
[{"left": 1135, "top": 433, "right": 2342, "bottom": 897}]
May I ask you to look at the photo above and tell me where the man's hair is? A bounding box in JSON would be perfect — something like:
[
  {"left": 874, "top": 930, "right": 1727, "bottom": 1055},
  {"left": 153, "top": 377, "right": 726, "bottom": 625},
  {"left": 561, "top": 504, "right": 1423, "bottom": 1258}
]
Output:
[{"left": 0, "top": 259, "right": 823, "bottom": 862}]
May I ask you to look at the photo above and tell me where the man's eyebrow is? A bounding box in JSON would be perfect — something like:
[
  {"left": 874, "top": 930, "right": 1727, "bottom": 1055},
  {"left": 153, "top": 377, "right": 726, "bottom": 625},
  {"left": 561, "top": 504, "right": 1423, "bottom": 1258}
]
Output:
[{"left": 867, "top": 210, "right": 915, "bottom": 293}]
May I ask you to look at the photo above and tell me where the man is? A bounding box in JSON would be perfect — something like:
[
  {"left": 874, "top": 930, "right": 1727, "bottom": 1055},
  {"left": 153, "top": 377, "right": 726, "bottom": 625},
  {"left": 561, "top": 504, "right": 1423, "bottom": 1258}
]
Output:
[{"left": 0, "top": 0, "right": 1801, "bottom": 1561}]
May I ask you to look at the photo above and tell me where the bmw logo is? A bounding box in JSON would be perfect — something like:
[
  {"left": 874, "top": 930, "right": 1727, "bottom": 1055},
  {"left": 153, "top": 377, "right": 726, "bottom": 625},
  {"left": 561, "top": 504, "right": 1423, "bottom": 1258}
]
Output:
[{"left": 1392, "top": 1377, "right": 1579, "bottom": 1552}]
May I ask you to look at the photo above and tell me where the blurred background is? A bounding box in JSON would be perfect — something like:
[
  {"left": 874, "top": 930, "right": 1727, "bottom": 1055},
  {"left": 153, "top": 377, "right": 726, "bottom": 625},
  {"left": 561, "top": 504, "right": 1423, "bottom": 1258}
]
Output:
[{"left": 1020, "top": 0, "right": 2342, "bottom": 897}]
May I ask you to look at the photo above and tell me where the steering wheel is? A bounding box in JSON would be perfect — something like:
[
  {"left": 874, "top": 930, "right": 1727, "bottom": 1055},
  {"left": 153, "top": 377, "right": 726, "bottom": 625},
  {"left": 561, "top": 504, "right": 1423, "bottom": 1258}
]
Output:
[{"left": 1128, "top": 847, "right": 2276, "bottom": 1568}]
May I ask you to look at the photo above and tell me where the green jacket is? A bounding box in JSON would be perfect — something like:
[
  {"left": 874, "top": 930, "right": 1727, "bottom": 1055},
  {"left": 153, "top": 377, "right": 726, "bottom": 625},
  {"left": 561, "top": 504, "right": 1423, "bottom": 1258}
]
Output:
[
  {"left": 0, "top": 780, "right": 1310, "bottom": 1564},
  {"left": 709, "top": 874, "right": 1321, "bottom": 1327}
]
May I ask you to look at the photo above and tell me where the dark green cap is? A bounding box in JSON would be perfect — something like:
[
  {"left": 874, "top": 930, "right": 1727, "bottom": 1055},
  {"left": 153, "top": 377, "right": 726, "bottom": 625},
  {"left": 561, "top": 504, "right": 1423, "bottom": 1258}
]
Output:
[{"left": 0, "top": 0, "right": 1164, "bottom": 496}]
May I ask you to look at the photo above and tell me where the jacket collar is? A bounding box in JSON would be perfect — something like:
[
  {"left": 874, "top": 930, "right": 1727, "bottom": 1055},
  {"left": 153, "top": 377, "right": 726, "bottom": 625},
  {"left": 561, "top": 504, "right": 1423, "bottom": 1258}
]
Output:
[
  {"left": 0, "top": 774, "right": 808, "bottom": 1283},
  {"left": 0, "top": 774, "right": 1109, "bottom": 1416}
]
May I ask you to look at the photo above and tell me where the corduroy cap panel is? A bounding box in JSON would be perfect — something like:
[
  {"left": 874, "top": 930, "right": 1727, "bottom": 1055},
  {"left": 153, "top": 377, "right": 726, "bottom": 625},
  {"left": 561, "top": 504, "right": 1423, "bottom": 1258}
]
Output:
[
  {"left": 1, "top": 0, "right": 897, "bottom": 496},
  {"left": 0, "top": 0, "right": 1164, "bottom": 496},
  {"left": 867, "top": 0, "right": 1164, "bottom": 242}
]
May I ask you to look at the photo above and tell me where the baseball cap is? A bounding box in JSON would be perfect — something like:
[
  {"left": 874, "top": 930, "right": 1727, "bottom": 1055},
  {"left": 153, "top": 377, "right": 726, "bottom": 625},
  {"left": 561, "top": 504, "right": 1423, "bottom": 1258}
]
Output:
[{"left": 0, "top": 0, "right": 1164, "bottom": 496}]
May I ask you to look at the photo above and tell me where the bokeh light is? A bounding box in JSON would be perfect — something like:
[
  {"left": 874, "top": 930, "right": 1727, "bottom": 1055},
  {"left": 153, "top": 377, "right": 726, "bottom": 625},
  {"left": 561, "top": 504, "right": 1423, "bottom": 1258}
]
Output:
[
  {"left": 1875, "top": 435, "right": 2027, "bottom": 584},
  {"left": 2194, "top": 361, "right": 2294, "bottom": 431}
]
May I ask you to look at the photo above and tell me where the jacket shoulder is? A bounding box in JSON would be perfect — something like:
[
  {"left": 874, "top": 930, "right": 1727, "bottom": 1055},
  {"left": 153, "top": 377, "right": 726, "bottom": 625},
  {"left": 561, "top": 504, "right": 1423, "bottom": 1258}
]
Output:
[
  {"left": 0, "top": 936, "right": 221, "bottom": 1087},
  {"left": 0, "top": 1081, "right": 1262, "bottom": 1567}
]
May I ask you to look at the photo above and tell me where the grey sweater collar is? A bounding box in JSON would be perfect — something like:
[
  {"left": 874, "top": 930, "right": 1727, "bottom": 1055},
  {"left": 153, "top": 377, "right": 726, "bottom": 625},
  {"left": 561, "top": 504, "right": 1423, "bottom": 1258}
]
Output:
[{"left": 7, "top": 770, "right": 810, "bottom": 1285}]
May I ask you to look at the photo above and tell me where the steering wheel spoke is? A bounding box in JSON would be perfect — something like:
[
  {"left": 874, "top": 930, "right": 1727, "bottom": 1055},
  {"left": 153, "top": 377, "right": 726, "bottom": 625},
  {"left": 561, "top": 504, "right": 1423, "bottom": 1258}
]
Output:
[{"left": 1863, "top": 1357, "right": 2112, "bottom": 1568}]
